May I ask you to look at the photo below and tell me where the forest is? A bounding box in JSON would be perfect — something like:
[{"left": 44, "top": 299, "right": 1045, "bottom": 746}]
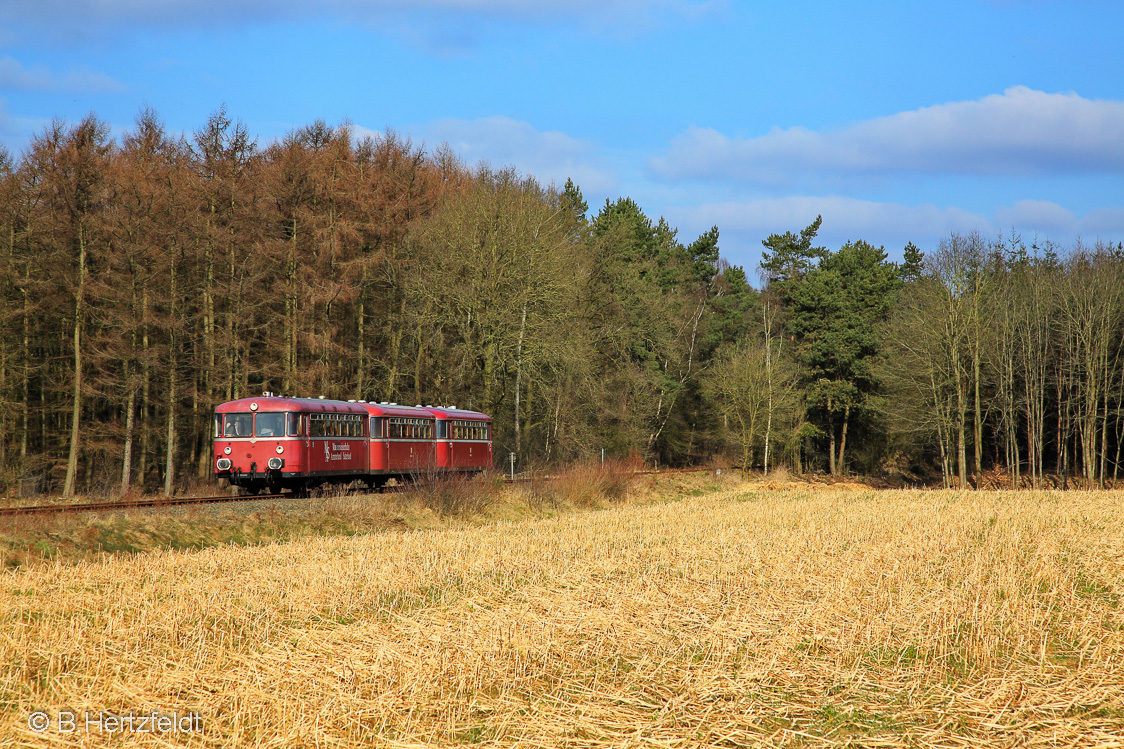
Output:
[{"left": 0, "top": 110, "right": 1122, "bottom": 496}]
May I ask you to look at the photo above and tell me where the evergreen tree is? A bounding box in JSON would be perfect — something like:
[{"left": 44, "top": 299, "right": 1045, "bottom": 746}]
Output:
[
  {"left": 687, "top": 226, "right": 720, "bottom": 286},
  {"left": 788, "top": 239, "right": 902, "bottom": 475},
  {"left": 561, "top": 177, "right": 587, "bottom": 225},
  {"left": 759, "top": 215, "right": 827, "bottom": 293},
  {"left": 901, "top": 241, "right": 924, "bottom": 282}
]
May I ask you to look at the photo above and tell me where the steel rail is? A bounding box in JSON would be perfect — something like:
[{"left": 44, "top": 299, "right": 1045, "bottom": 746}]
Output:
[{"left": 0, "top": 492, "right": 288, "bottom": 518}]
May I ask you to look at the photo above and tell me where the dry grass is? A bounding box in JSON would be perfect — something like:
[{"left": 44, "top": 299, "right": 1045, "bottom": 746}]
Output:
[
  {"left": 3, "top": 487, "right": 1123, "bottom": 747},
  {"left": 0, "top": 466, "right": 646, "bottom": 568},
  {"left": 399, "top": 473, "right": 505, "bottom": 518},
  {"left": 524, "top": 459, "right": 640, "bottom": 509}
]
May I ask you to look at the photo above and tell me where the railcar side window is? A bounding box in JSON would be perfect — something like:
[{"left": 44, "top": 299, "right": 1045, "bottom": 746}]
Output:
[
  {"left": 255, "top": 412, "right": 285, "bottom": 437},
  {"left": 445, "top": 420, "right": 489, "bottom": 440},
  {"left": 385, "top": 417, "right": 434, "bottom": 439}
]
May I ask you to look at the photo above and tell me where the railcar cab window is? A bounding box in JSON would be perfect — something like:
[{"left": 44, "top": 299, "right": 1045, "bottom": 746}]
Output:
[
  {"left": 286, "top": 412, "right": 302, "bottom": 437},
  {"left": 369, "top": 417, "right": 383, "bottom": 439},
  {"left": 218, "top": 413, "right": 254, "bottom": 438},
  {"left": 255, "top": 412, "right": 285, "bottom": 438}
]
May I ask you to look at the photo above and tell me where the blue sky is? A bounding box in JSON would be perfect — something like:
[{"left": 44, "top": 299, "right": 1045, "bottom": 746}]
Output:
[{"left": 1, "top": 0, "right": 1122, "bottom": 274}]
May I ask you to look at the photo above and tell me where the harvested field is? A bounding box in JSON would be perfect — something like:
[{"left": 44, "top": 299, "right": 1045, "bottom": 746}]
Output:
[{"left": 3, "top": 487, "right": 1124, "bottom": 747}]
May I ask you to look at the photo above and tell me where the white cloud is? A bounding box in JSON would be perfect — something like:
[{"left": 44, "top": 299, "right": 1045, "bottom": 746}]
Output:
[
  {"left": 412, "top": 115, "right": 617, "bottom": 194},
  {"left": 662, "top": 195, "right": 1124, "bottom": 271},
  {"left": 994, "top": 200, "right": 1078, "bottom": 236},
  {"left": 667, "top": 196, "right": 990, "bottom": 249},
  {"left": 1082, "top": 207, "right": 1124, "bottom": 236},
  {"left": 652, "top": 87, "right": 1124, "bottom": 185},
  {"left": 0, "top": 56, "right": 124, "bottom": 93}
]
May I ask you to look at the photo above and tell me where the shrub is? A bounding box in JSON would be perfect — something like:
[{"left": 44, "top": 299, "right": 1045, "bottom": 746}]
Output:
[{"left": 403, "top": 473, "right": 498, "bottom": 517}]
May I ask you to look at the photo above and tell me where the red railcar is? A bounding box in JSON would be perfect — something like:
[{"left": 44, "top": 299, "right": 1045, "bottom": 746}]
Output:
[
  {"left": 214, "top": 395, "right": 369, "bottom": 494},
  {"left": 213, "top": 394, "right": 493, "bottom": 493},
  {"left": 425, "top": 406, "right": 492, "bottom": 471},
  {"left": 360, "top": 403, "right": 437, "bottom": 488}
]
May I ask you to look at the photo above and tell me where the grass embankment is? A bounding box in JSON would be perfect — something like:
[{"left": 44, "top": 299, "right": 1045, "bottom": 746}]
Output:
[
  {"left": 0, "top": 461, "right": 657, "bottom": 569},
  {"left": 3, "top": 486, "right": 1123, "bottom": 747}
]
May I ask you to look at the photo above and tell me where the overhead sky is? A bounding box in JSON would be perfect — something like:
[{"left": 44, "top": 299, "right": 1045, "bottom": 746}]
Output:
[{"left": 2, "top": 0, "right": 1122, "bottom": 274}]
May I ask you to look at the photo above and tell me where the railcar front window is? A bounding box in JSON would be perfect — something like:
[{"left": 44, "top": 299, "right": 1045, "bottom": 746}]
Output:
[
  {"left": 256, "top": 412, "right": 285, "bottom": 438},
  {"left": 223, "top": 413, "right": 254, "bottom": 438}
]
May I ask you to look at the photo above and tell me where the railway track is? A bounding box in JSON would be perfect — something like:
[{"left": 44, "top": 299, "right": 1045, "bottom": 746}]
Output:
[
  {"left": 0, "top": 467, "right": 714, "bottom": 518},
  {"left": 0, "top": 492, "right": 292, "bottom": 518}
]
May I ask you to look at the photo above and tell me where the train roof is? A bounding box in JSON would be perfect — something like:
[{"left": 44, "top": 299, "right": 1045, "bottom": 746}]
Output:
[
  {"left": 359, "top": 403, "right": 489, "bottom": 420},
  {"left": 215, "top": 396, "right": 369, "bottom": 415},
  {"left": 358, "top": 402, "right": 436, "bottom": 419},
  {"left": 215, "top": 395, "right": 490, "bottom": 421},
  {"left": 424, "top": 406, "right": 490, "bottom": 421}
]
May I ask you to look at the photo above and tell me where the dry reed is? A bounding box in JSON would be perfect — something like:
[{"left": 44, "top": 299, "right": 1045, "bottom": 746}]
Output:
[{"left": 2, "top": 487, "right": 1122, "bottom": 747}]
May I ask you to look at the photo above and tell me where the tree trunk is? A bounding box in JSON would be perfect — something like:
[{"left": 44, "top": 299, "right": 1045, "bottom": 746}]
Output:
[
  {"left": 285, "top": 220, "right": 298, "bottom": 392},
  {"left": 20, "top": 260, "right": 29, "bottom": 461},
  {"left": 139, "top": 288, "right": 150, "bottom": 489},
  {"left": 828, "top": 416, "right": 837, "bottom": 476},
  {"left": 164, "top": 252, "right": 177, "bottom": 496},
  {"left": 63, "top": 228, "right": 88, "bottom": 497},
  {"left": 973, "top": 328, "right": 983, "bottom": 484},
  {"left": 957, "top": 380, "right": 968, "bottom": 489},
  {"left": 386, "top": 295, "right": 406, "bottom": 399},
  {"left": 514, "top": 302, "right": 527, "bottom": 458},
  {"left": 163, "top": 367, "right": 176, "bottom": 495},
  {"left": 356, "top": 293, "right": 366, "bottom": 399},
  {"left": 121, "top": 375, "right": 135, "bottom": 494}
]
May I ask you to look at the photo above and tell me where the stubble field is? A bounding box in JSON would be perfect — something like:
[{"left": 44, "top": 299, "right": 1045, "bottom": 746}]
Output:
[{"left": 3, "top": 484, "right": 1123, "bottom": 747}]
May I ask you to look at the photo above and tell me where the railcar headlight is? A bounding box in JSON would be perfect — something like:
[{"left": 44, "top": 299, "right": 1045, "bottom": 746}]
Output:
[
  {"left": 216, "top": 458, "right": 232, "bottom": 471},
  {"left": 275, "top": 444, "right": 284, "bottom": 454},
  {"left": 224, "top": 446, "right": 232, "bottom": 455},
  {"left": 267, "top": 457, "right": 284, "bottom": 470}
]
